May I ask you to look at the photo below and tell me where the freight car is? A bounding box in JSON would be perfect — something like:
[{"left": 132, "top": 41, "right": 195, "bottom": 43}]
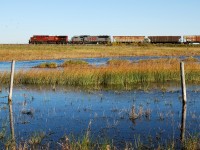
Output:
[
  {"left": 71, "top": 35, "right": 111, "bottom": 44},
  {"left": 148, "top": 36, "right": 181, "bottom": 44},
  {"left": 29, "top": 35, "right": 68, "bottom": 44},
  {"left": 113, "top": 36, "right": 145, "bottom": 43},
  {"left": 183, "top": 35, "right": 200, "bottom": 44}
]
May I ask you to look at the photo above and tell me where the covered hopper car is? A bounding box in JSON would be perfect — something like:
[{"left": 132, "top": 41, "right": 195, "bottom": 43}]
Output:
[
  {"left": 113, "top": 36, "right": 145, "bottom": 43},
  {"left": 148, "top": 36, "right": 181, "bottom": 44},
  {"left": 184, "top": 35, "right": 200, "bottom": 43},
  {"left": 29, "top": 35, "right": 68, "bottom": 44}
]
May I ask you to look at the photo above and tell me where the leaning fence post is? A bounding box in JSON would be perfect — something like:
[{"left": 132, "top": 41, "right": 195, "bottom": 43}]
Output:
[
  {"left": 180, "top": 61, "right": 187, "bottom": 104},
  {"left": 8, "top": 60, "right": 15, "bottom": 102}
]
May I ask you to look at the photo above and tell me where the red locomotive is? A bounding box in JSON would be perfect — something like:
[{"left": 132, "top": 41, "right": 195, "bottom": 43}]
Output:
[{"left": 29, "top": 35, "right": 68, "bottom": 44}]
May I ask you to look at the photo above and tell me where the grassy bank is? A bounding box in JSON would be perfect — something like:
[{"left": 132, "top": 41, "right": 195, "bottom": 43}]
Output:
[
  {"left": 0, "top": 58, "right": 200, "bottom": 88},
  {"left": 2, "top": 131, "right": 200, "bottom": 150},
  {"left": 1, "top": 44, "right": 200, "bottom": 61}
]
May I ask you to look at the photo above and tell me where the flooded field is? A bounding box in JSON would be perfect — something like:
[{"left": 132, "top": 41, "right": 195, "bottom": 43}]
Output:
[
  {"left": 0, "top": 85, "right": 200, "bottom": 149},
  {"left": 0, "top": 56, "right": 200, "bottom": 71}
]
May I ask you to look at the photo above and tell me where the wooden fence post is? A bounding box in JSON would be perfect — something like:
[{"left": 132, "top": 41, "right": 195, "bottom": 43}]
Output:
[
  {"left": 8, "top": 60, "right": 15, "bottom": 102},
  {"left": 180, "top": 61, "right": 187, "bottom": 142},
  {"left": 8, "top": 60, "right": 16, "bottom": 148},
  {"left": 180, "top": 61, "right": 187, "bottom": 104}
]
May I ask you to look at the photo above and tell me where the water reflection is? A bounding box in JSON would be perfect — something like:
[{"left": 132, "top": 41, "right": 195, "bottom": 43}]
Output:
[
  {"left": 8, "top": 100, "right": 16, "bottom": 149},
  {"left": 180, "top": 103, "right": 187, "bottom": 142}
]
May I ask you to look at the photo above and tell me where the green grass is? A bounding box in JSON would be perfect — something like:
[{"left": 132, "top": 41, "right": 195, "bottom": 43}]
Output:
[{"left": 5, "top": 133, "right": 200, "bottom": 150}]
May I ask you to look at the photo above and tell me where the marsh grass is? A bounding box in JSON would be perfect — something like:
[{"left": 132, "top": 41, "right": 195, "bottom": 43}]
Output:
[
  {"left": 59, "top": 135, "right": 112, "bottom": 150},
  {"left": 34, "top": 60, "right": 89, "bottom": 68},
  {"left": 129, "top": 106, "right": 143, "bottom": 120},
  {"left": 55, "top": 134, "right": 200, "bottom": 150},
  {"left": 34, "top": 62, "right": 57, "bottom": 68},
  {"left": 183, "top": 135, "right": 200, "bottom": 150},
  {"left": 1, "top": 58, "right": 200, "bottom": 88},
  {"left": 1, "top": 129, "right": 199, "bottom": 149},
  {"left": 60, "top": 60, "right": 89, "bottom": 67},
  {"left": 28, "top": 132, "right": 45, "bottom": 145},
  {"left": 0, "top": 128, "right": 5, "bottom": 140},
  {"left": 4, "top": 137, "right": 16, "bottom": 150},
  {"left": 59, "top": 120, "right": 112, "bottom": 150}
]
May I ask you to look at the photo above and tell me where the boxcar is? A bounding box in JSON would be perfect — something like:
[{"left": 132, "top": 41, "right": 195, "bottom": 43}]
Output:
[
  {"left": 148, "top": 36, "right": 181, "bottom": 43},
  {"left": 183, "top": 35, "right": 200, "bottom": 43},
  {"left": 113, "top": 36, "right": 145, "bottom": 43}
]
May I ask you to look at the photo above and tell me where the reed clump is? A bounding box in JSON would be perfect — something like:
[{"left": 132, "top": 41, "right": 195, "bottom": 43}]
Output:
[
  {"left": 28, "top": 132, "right": 45, "bottom": 145},
  {"left": 129, "top": 105, "right": 143, "bottom": 120},
  {"left": 60, "top": 60, "right": 89, "bottom": 67},
  {"left": 34, "top": 62, "right": 57, "bottom": 68}
]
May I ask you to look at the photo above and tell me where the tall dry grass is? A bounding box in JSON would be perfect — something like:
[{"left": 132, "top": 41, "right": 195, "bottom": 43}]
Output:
[{"left": 0, "top": 58, "right": 200, "bottom": 88}]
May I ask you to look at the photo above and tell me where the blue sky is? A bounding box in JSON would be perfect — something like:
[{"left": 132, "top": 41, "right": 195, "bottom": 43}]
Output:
[{"left": 0, "top": 0, "right": 200, "bottom": 43}]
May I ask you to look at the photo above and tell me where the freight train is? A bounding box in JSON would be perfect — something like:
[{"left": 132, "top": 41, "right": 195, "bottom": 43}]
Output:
[{"left": 29, "top": 35, "right": 200, "bottom": 44}]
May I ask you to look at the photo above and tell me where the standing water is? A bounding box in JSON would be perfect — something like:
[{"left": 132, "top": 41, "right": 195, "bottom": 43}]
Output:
[{"left": 0, "top": 85, "right": 200, "bottom": 148}]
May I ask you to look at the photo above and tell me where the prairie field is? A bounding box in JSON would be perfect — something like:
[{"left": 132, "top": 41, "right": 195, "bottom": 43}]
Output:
[{"left": 0, "top": 44, "right": 200, "bottom": 61}]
